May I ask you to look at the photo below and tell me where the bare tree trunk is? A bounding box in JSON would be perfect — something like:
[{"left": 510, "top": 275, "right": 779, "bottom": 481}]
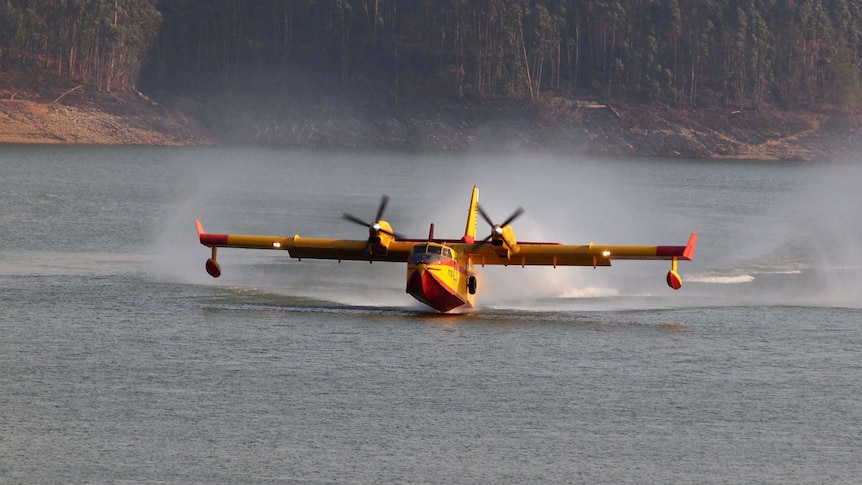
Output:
[
  {"left": 340, "top": 6, "right": 349, "bottom": 84},
  {"left": 519, "top": 17, "right": 534, "bottom": 99}
]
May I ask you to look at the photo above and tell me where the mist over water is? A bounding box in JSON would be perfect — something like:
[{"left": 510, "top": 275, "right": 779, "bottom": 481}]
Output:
[
  {"left": 678, "top": 159, "right": 862, "bottom": 308},
  {"left": 3, "top": 144, "right": 853, "bottom": 311},
  {"left": 142, "top": 148, "right": 862, "bottom": 311}
]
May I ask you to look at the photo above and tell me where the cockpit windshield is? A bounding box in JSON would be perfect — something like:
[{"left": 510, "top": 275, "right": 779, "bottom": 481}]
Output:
[{"left": 412, "top": 244, "right": 454, "bottom": 259}]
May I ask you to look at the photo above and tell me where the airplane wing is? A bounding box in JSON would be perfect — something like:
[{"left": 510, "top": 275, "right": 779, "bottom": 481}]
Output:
[
  {"left": 456, "top": 233, "right": 697, "bottom": 268},
  {"left": 195, "top": 219, "right": 414, "bottom": 264},
  {"left": 196, "top": 186, "right": 698, "bottom": 303}
]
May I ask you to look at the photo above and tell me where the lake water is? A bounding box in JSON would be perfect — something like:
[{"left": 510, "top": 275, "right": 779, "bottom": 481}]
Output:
[{"left": 1, "top": 145, "right": 860, "bottom": 483}]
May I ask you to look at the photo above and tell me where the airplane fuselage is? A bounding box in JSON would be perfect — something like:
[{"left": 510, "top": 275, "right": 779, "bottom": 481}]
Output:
[{"left": 406, "top": 243, "right": 476, "bottom": 312}]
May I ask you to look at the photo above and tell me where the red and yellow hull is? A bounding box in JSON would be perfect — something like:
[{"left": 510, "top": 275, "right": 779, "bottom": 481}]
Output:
[{"left": 406, "top": 260, "right": 474, "bottom": 313}]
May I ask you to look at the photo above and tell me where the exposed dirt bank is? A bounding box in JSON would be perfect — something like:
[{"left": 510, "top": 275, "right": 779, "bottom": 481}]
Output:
[
  {"left": 0, "top": 88, "right": 208, "bottom": 146},
  {"left": 1, "top": 85, "right": 859, "bottom": 162}
]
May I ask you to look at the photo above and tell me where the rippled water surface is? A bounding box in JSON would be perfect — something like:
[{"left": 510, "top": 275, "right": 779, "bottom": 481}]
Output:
[{"left": 2, "top": 146, "right": 860, "bottom": 483}]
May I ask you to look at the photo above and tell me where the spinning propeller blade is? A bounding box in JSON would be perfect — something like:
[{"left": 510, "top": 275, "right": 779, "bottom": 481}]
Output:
[
  {"left": 343, "top": 213, "right": 372, "bottom": 227},
  {"left": 475, "top": 204, "right": 524, "bottom": 245},
  {"left": 342, "top": 195, "right": 401, "bottom": 243},
  {"left": 500, "top": 206, "right": 524, "bottom": 228},
  {"left": 374, "top": 195, "right": 389, "bottom": 224}
]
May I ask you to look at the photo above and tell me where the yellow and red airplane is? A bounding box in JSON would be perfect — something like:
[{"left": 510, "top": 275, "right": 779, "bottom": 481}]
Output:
[{"left": 196, "top": 186, "right": 696, "bottom": 313}]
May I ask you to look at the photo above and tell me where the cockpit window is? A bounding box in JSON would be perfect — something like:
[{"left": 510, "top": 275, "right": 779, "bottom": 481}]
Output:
[{"left": 412, "top": 244, "right": 453, "bottom": 258}]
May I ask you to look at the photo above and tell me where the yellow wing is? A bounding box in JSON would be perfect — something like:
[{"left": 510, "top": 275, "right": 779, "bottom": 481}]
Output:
[
  {"left": 195, "top": 219, "right": 414, "bottom": 263},
  {"left": 454, "top": 233, "right": 697, "bottom": 268}
]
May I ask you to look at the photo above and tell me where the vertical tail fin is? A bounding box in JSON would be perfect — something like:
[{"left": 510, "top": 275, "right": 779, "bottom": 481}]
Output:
[{"left": 463, "top": 185, "right": 479, "bottom": 243}]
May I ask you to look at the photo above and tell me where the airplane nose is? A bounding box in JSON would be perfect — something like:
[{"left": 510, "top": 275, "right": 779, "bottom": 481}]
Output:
[{"left": 410, "top": 253, "right": 434, "bottom": 265}]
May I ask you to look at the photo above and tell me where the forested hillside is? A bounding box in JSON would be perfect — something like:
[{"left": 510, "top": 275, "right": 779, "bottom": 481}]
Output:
[
  {"left": 2, "top": 0, "right": 862, "bottom": 109},
  {"left": 2, "top": 1, "right": 861, "bottom": 157},
  {"left": 0, "top": 0, "right": 160, "bottom": 92},
  {"left": 148, "top": 0, "right": 862, "bottom": 108}
]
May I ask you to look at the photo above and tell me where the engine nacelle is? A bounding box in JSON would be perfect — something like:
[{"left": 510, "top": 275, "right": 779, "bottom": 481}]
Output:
[
  {"left": 493, "top": 225, "right": 520, "bottom": 258},
  {"left": 368, "top": 220, "right": 396, "bottom": 255}
]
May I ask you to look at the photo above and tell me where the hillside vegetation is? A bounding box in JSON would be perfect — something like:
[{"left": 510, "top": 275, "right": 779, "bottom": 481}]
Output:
[{"left": 1, "top": 1, "right": 861, "bottom": 159}]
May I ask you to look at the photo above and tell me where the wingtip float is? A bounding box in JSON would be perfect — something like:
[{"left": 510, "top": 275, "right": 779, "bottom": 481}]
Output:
[
  {"left": 666, "top": 232, "right": 697, "bottom": 290},
  {"left": 195, "top": 188, "right": 697, "bottom": 313}
]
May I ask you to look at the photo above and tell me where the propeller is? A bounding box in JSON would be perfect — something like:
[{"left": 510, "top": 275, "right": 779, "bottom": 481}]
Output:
[
  {"left": 475, "top": 204, "right": 523, "bottom": 245},
  {"left": 342, "top": 195, "right": 401, "bottom": 239}
]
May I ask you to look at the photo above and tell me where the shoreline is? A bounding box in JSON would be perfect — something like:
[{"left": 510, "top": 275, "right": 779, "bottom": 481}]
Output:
[{"left": 1, "top": 91, "right": 859, "bottom": 162}]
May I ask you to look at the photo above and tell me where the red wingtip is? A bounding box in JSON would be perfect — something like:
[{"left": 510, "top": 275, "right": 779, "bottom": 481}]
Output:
[
  {"left": 195, "top": 220, "right": 230, "bottom": 247},
  {"left": 682, "top": 232, "right": 697, "bottom": 260}
]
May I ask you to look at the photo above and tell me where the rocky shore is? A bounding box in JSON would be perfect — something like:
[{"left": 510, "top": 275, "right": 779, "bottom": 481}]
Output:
[
  {"left": 1, "top": 86, "right": 859, "bottom": 162},
  {"left": 0, "top": 89, "right": 208, "bottom": 146}
]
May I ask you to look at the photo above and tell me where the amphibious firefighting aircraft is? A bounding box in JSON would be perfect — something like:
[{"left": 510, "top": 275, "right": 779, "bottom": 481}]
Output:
[{"left": 195, "top": 186, "right": 696, "bottom": 313}]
